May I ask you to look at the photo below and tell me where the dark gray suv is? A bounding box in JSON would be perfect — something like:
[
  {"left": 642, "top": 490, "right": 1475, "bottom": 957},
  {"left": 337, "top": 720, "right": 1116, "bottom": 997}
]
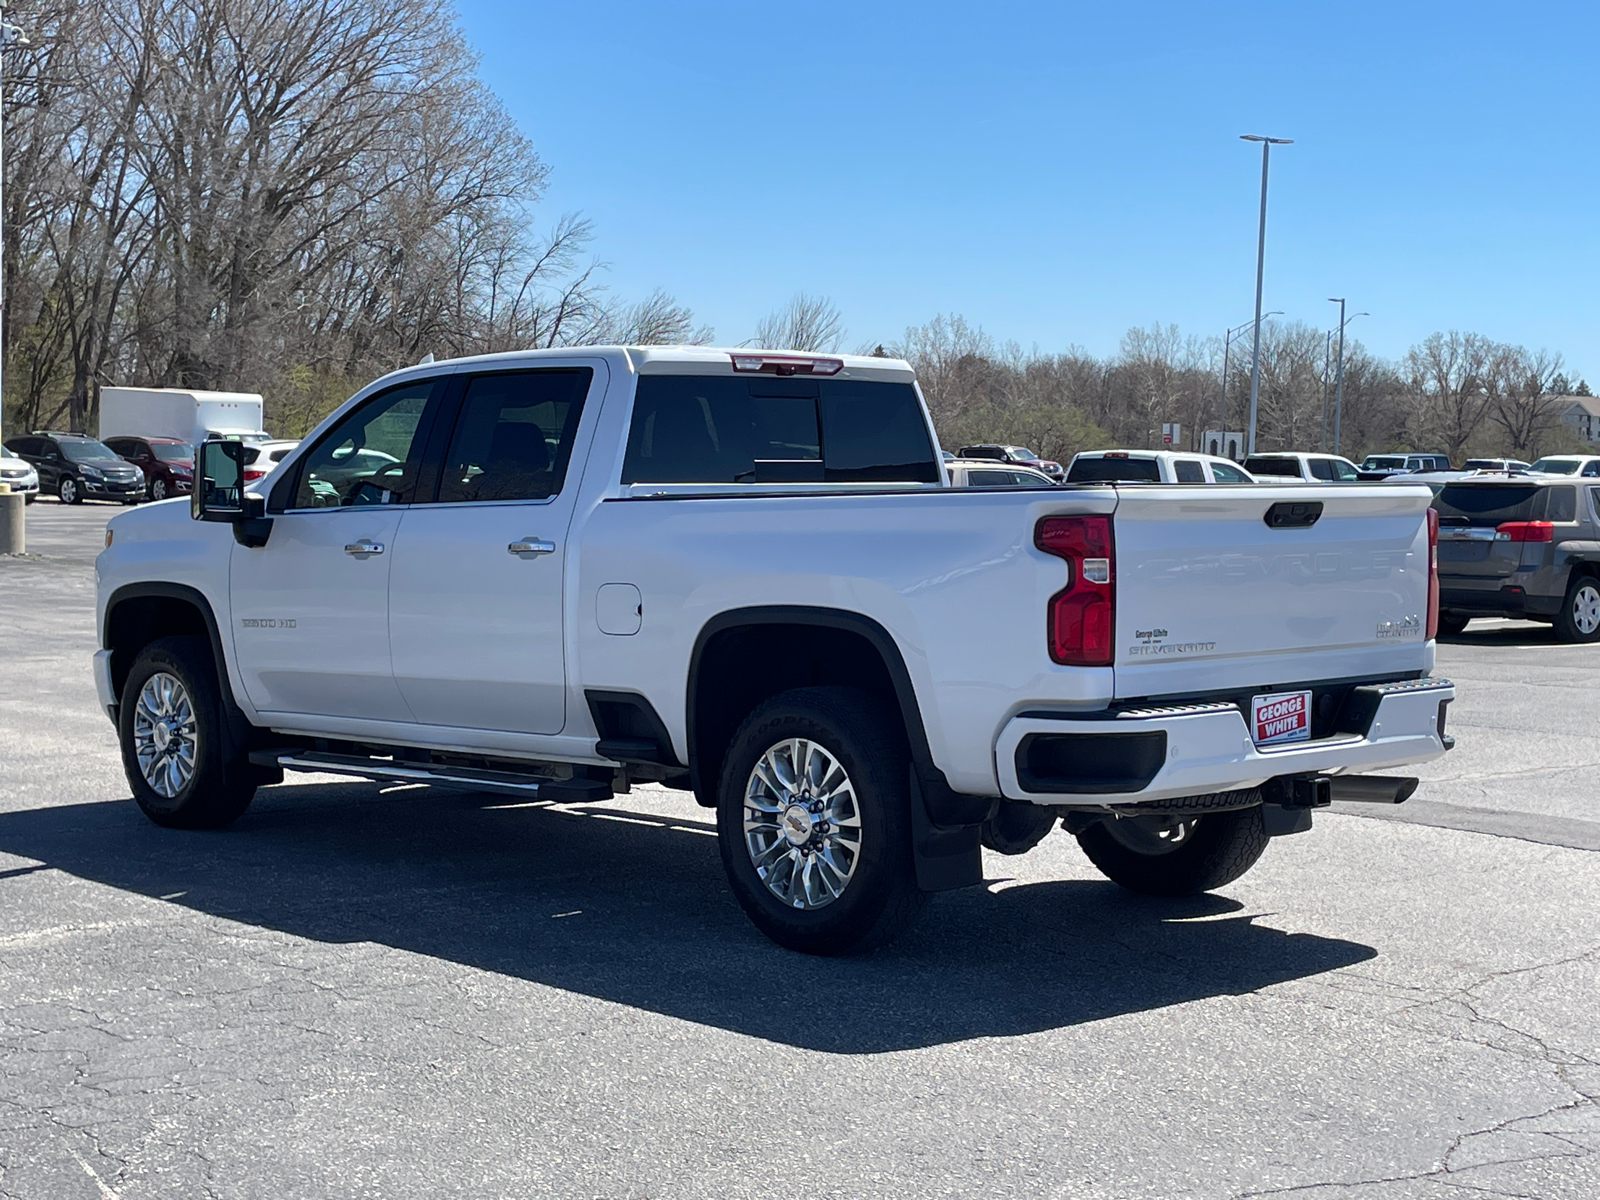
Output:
[{"left": 1435, "top": 476, "right": 1600, "bottom": 640}]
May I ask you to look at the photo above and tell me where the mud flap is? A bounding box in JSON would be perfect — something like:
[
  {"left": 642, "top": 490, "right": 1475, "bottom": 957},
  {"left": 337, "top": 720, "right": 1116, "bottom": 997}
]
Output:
[{"left": 909, "top": 771, "right": 986, "bottom": 891}]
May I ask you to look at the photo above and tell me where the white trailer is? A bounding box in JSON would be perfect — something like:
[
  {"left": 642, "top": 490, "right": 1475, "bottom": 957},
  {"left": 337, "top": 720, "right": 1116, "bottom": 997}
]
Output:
[{"left": 99, "top": 387, "right": 268, "bottom": 447}]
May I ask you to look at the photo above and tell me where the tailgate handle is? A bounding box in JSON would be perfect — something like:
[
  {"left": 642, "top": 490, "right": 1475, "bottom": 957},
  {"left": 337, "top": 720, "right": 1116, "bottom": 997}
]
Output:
[{"left": 1264, "top": 501, "right": 1323, "bottom": 529}]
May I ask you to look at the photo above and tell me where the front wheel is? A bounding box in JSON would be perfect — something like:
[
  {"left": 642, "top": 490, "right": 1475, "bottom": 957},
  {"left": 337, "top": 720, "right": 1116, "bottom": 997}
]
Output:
[
  {"left": 151, "top": 478, "right": 168, "bottom": 501},
  {"left": 58, "top": 476, "right": 81, "bottom": 505},
  {"left": 119, "top": 635, "right": 258, "bottom": 829},
  {"left": 1075, "top": 801, "right": 1269, "bottom": 896},
  {"left": 1554, "top": 575, "right": 1600, "bottom": 643},
  {"left": 716, "top": 687, "right": 926, "bottom": 955}
]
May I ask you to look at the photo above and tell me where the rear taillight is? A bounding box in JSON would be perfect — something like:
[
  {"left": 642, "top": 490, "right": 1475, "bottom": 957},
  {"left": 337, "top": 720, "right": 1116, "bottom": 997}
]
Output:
[
  {"left": 243, "top": 466, "right": 267, "bottom": 482},
  {"left": 1036, "top": 515, "right": 1114, "bottom": 666},
  {"left": 1495, "top": 520, "right": 1553, "bottom": 542},
  {"left": 1426, "top": 507, "right": 1439, "bottom": 640}
]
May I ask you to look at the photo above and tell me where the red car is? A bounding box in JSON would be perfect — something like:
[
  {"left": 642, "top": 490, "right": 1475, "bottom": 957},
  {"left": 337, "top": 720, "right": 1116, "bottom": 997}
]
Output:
[
  {"left": 103, "top": 436, "right": 195, "bottom": 502},
  {"left": 957, "top": 443, "right": 1064, "bottom": 481}
]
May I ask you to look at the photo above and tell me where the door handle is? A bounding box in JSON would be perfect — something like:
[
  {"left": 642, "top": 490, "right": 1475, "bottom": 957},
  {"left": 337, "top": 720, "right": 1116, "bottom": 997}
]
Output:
[
  {"left": 508, "top": 537, "right": 556, "bottom": 558},
  {"left": 344, "top": 540, "right": 385, "bottom": 556}
]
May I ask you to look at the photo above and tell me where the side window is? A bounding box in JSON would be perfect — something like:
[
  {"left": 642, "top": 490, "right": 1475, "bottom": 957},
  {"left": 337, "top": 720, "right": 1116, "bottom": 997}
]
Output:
[
  {"left": 1309, "top": 459, "right": 1336, "bottom": 481},
  {"left": 1333, "top": 459, "right": 1359, "bottom": 481},
  {"left": 1210, "top": 462, "right": 1252, "bottom": 483},
  {"left": 1582, "top": 462, "right": 1600, "bottom": 478},
  {"left": 1010, "top": 471, "right": 1046, "bottom": 486},
  {"left": 1546, "top": 485, "right": 1577, "bottom": 522},
  {"left": 103, "top": 438, "right": 128, "bottom": 456},
  {"left": 292, "top": 378, "right": 439, "bottom": 509},
  {"left": 437, "top": 369, "right": 591, "bottom": 504},
  {"left": 1588, "top": 487, "right": 1600, "bottom": 522},
  {"left": 1174, "top": 459, "right": 1205, "bottom": 483},
  {"left": 967, "top": 469, "right": 1012, "bottom": 487}
]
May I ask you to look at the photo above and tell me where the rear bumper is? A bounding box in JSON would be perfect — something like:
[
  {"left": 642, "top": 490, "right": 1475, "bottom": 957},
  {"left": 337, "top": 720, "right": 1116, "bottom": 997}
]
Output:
[
  {"left": 1440, "top": 584, "right": 1560, "bottom": 618},
  {"left": 995, "top": 677, "right": 1454, "bottom": 806}
]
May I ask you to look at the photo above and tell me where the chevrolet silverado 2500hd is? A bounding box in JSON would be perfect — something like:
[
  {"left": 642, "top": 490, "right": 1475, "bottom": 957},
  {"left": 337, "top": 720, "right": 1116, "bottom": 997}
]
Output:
[{"left": 94, "top": 346, "right": 1454, "bottom": 954}]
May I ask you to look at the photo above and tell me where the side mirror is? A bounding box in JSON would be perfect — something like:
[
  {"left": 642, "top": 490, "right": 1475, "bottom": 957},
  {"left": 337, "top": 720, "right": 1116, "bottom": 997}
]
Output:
[
  {"left": 194, "top": 438, "right": 272, "bottom": 547},
  {"left": 193, "top": 438, "right": 247, "bottom": 521}
]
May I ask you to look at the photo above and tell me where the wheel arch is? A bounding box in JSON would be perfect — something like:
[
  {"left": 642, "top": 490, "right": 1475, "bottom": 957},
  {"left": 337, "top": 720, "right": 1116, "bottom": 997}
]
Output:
[
  {"left": 685, "top": 605, "right": 990, "bottom": 824},
  {"left": 103, "top": 583, "right": 245, "bottom": 730}
]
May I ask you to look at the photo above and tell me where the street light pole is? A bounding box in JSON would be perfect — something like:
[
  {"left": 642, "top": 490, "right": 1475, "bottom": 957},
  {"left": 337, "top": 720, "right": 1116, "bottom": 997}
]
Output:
[
  {"left": 1327, "top": 299, "right": 1369, "bottom": 455},
  {"left": 1319, "top": 329, "right": 1334, "bottom": 452},
  {"left": 1219, "top": 313, "right": 1279, "bottom": 457},
  {"left": 1240, "top": 134, "right": 1292, "bottom": 456},
  {"left": 0, "top": 15, "right": 29, "bottom": 449}
]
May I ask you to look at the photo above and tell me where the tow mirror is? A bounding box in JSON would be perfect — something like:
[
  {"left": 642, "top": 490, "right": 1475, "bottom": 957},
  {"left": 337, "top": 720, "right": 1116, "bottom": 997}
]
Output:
[
  {"left": 193, "top": 438, "right": 246, "bottom": 521},
  {"left": 193, "top": 438, "right": 272, "bottom": 547}
]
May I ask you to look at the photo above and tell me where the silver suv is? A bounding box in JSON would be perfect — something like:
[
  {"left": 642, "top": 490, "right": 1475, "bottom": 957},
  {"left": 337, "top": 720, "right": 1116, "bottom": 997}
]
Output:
[{"left": 1435, "top": 475, "right": 1600, "bottom": 640}]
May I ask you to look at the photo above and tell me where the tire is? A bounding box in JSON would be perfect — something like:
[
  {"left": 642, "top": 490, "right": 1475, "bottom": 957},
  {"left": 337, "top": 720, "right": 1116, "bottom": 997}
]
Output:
[
  {"left": 118, "top": 635, "right": 258, "bottom": 829},
  {"left": 58, "top": 476, "right": 81, "bottom": 505},
  {"left": 1553, "top": 574, "right": 1600, "bottom": 644},
  {"left": 1075, "top": 802, "right": 1269, "bottom": 897},
  {"left": 716, "top": 686, "right": 926, "bottom": 955},
  {"left": 1437, "top": 612, "right": 1470, "bottom": 637},
  {"left": 24, "top": 494, "right": 35, "bottom": 505},
  {"left": 151, "top": 478, "right": 168, "bottom": 502}
]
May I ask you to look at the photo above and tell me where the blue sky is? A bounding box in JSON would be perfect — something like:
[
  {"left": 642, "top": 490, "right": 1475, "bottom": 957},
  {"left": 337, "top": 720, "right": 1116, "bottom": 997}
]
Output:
[{"left": 454, "top": 0, "right": 1599, "bottom": 377}]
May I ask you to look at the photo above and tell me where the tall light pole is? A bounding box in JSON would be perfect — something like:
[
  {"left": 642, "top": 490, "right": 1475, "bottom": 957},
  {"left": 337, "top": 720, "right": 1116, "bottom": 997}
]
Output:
[
  {"left": 1219, "top": 312, "right": 1280, "bottom": 456},
  {"left": 1240, "top": 134, "right": 1292, "bottom": 455},
  {"left": 1319, "top": 329, "right": 1335, "bottom": 451},
  {"left": 1327, "top": 299, "right": 1368, "bottom": 455},
  {"left": 0, "top": 14, "right": 29, "bottom": 449}
]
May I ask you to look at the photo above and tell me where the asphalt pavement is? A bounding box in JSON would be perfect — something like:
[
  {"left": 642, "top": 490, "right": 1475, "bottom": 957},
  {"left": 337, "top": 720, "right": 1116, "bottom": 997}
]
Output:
[{"left": 2, "top": 498, "right": 1597, "bottom": 1199}]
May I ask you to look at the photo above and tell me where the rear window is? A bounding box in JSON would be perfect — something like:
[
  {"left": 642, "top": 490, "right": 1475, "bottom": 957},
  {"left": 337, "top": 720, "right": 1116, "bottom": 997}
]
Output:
[
  {"left": 621, "top": 376, "right": 938, "bottom": 485},
  {"left": 1245, "top": 457, "right": 1303, "bottom": 478},
  {"left": 1531, "top": 458, "right": 1581, "bottom": 474},
  {"left": 1174, "top": 459, "right": 1205, "bottom": 483},
  {"left": 1435, "top": 483, "right": 1560, "bottom": 525},
  {"left": 1066, "top": 456, "right": 1161, "bottom": 483}
]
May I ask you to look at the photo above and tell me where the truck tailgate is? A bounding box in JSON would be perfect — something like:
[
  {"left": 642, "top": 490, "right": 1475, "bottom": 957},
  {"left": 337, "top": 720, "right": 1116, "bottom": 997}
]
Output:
[{"left": 1110, "top": 484, "right": 1434, "bottom": 699}]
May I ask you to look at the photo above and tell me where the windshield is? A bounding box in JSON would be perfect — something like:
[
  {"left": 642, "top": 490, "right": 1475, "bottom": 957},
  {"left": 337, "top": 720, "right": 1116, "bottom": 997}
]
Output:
[
  {"left": 1066, "top": 456, "right": 1161, "bottom": 483},
  {"left": 1530, "top": 458, "right": 1581, "bottom": 474},
  {"left": 1435, "top": 483, "right": 1544, "bottom": 525},
  {"left": 1011, "top": 448, "right": 1038, "bottom": 460},
  {"left": 152, "top": 442, "right": 194, "bottom": 463},
  {"left": 60, "top": 439, "right": 121, "bottom": 463}
]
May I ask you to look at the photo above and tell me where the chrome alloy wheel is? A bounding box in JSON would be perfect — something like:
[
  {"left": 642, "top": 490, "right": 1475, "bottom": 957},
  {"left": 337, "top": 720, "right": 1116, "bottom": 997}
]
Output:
[
  {"left": 133, "top": 672, "right": 198, "bottom": 798},
  {"left": 743, "top": 738, "right": 863, "bottom": 909},
  {"left": 1573, "top": 582, "right": 1600, "bottom": 635}
]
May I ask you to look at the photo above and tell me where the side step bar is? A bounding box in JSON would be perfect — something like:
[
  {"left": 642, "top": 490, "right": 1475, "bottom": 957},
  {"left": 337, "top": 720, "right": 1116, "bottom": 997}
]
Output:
[{"left": 249, "top": 750, "right": 612, "bottom": 802}]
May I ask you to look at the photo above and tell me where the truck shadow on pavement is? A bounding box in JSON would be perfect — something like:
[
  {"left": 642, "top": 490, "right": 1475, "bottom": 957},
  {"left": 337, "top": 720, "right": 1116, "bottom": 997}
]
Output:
[{"left": 0, "top": 782, "right": 1376, "bottom": 1054}]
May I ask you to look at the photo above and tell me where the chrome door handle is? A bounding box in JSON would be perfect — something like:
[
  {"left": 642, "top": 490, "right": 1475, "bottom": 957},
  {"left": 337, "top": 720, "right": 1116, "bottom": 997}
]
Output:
[
  {"left": 508, "top": 537, "right": 556, "bottom": 558},
  {"left": 344, "top": 540, "right": 384, "bottom": 557}
]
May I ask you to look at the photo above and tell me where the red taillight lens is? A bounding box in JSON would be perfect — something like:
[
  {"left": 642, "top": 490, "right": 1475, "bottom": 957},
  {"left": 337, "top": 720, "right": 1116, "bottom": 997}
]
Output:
[
  {"left": 1036, "top": 515, "right": 1114, "bottom": 665},
  {"left": 243, "top": 466, "right": 266, "bottom": 481},
  {"left": 1495, "top": 520, "right": 1553, "bottom": 542},
  {"left": 1426, "top": 507, "right": 1439, "bottom": 640}
]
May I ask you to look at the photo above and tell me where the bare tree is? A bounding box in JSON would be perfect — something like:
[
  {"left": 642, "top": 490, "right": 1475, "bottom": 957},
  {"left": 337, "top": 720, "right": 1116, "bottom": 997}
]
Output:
[
  {"left": 1487, "top": 346, "right": 1564, "bottom": 458},
  {"left": 1405, "top": 331, "right": 1496, "bottom": 462},
  {"left": 753, "top": 293, "right": 845, "bottom": 352}
]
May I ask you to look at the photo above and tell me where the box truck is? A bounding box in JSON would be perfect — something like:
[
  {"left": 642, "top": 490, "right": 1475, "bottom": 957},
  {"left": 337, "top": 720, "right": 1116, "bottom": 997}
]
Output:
[{"left": 99, "top": 388, "right": 268, "bottom": 448}]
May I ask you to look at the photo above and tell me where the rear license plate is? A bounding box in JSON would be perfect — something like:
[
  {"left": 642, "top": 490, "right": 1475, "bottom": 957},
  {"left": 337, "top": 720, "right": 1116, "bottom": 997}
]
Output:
[{"left": 1252, "top": 690, "right": 1312, "bottom": 746}]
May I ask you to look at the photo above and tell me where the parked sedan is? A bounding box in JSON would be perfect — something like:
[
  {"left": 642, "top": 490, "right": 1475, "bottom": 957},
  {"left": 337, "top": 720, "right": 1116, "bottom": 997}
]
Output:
[
  {"left": 945, "top": 459, "right": 1056, "bottom": 487},
  {"left": 2, "top": 432, "right": 146, "bottom": 504},
  {"left": 0, "top": 449, "right": 39, "bottom": 502},
  {"left": 103, "top": 436, "right": 194, "bottom": 502},
  {"left": 957, "top": 443, "right": 1064, "bottom": 481}
]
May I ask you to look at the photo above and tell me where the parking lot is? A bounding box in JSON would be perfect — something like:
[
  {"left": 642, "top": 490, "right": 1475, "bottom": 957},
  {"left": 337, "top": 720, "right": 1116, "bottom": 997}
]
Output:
[{"left": 2, "top": 499, "right": 1597, "bottom": 1199}]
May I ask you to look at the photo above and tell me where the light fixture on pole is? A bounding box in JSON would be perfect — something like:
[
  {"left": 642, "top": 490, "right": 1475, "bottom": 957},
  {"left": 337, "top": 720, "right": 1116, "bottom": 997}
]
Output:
[
  {"left": 1240, "top": 134, "right": 1292, "bottom": 455},
  {"left": 1219, "top": 312, "right": 1280, "bottom": 454},
  {"left": 1327, "top": 298, "right": 1368, "bottom": 455},
  {"left": 0, "top": 13, "right": 28, "bottom": 449}
]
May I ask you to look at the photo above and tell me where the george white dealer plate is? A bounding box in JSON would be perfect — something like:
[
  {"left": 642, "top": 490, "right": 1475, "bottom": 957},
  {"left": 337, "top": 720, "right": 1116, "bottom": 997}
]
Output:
[{"left": 1251, "top": 689, "right": 1312, "bottom": 747}]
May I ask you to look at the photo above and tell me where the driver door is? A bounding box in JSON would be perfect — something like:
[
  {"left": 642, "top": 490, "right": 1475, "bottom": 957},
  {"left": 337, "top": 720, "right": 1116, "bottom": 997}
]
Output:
[{"left": 228, "top": 376, "right": 448, "bottom": 722}]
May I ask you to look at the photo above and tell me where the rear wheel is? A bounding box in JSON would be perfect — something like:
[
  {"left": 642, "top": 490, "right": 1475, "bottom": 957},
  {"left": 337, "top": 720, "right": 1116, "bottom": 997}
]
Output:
[
  {"left": 1437, "top": 612, "right": 1470, "bottom": 637},
  {"left": 119, "top": 636, "right": 258, "bottom": 829},
  {"left": 1554, "top": 575, "right": 1600, "bottom": 644},
  {"left": 1075, "top": 802, "right": 1269, "bottom": 896},
  {"left": 716, "top": 687, "right": 926, "bottom": 955}
]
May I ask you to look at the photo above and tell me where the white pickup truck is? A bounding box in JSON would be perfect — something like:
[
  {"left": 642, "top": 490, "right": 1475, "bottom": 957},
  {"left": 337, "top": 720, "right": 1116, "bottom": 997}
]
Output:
[{"left": 94, "top": 346, "right": 1455, "bottom": 954}]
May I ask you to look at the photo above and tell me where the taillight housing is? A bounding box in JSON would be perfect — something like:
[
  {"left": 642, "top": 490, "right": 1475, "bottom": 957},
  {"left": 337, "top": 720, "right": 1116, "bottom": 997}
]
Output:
[
  {"left": 243, "top": 466, "right": 267, "bottom": 482},
  {"left": 1426, "top": 507, "right": 1439, "bottom": 640},
  {"left": 1495, "top": 520, "right": 1553, "bottom": 542},
  {"left": 1036, "top": 515, "right": 1114, "bottom": 665}
]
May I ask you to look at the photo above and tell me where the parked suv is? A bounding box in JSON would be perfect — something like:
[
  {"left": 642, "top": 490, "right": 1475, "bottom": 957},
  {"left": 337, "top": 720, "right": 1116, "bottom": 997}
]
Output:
[
  {"left": 1065, "top": 449, "right": 1255, "bottom": 484},
  {"left": 945, "top": 459, "right": 1055, "bottom": 487},
  {"left": 1434, "top": 475, "right": 1600, "bottom": 639},
  {"left": 3, "top": 432, "right": 146, "bottom": 504},
  {"left": 958, "top": 443, "right": 1064, "bottom": 481},
  {"left": 103, "top": 436, "right": 195, "bottom": 502},
  {"left": 0, "top": 448, "right": 40, "bottom": 502},
  {"left": 1244, "top": 452, "right": 1362, "bottom": 482},
  {"left": 1528, "top": 455, "right": 1600, "bottom": 477}
]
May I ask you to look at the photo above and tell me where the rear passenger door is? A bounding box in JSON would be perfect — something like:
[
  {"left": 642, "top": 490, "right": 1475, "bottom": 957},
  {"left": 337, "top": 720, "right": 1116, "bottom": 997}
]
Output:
[{"left": 387, "top": 364, "right": 604, "bottom": 734}]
